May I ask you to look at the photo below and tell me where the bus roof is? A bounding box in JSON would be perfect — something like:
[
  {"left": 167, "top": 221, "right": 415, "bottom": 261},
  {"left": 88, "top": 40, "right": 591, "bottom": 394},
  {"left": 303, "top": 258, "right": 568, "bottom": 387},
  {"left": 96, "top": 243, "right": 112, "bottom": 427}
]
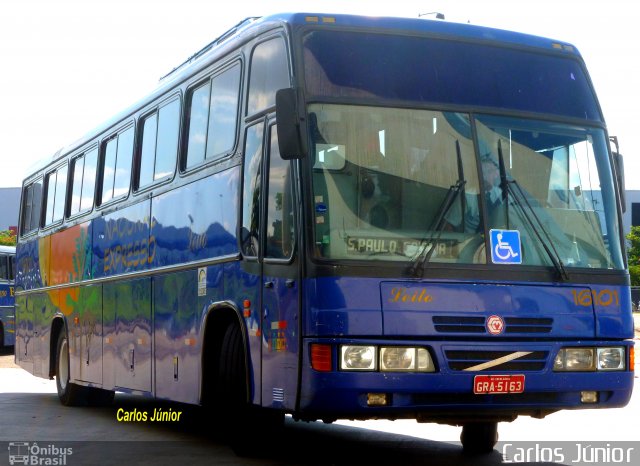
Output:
[
  {"left": 29, "top": 12, "right": 582, "bottom": 178},
  {"left": 0, "top": 245, "right": 15, "bottom": 255}
]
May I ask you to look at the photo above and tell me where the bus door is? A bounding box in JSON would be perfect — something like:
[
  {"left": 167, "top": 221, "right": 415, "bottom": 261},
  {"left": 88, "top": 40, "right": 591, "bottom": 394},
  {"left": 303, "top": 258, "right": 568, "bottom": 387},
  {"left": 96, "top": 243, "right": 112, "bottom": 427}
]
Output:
[
  {"left": 260, "top": 121, "right": 299, "bottom": 411},
  {"left": 242, "top": 119, "right": 300, "bottom": 410}
]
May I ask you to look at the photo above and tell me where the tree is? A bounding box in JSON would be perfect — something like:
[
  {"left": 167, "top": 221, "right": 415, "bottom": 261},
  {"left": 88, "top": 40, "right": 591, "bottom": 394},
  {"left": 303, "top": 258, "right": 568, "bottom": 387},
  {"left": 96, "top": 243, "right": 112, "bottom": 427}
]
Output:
[
  {"left": 626, "top": 225, "right": 640, "bottom": 287},
  {"left": 0, "top": 230, "right": 16, "bottom": 246}
]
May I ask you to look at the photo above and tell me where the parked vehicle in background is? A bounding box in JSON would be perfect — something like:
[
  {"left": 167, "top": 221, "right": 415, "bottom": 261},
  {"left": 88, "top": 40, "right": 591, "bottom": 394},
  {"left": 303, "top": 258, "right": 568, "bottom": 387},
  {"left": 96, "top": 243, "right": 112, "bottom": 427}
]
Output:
[{"left": 0, "top": 245, "right": 15, "bottom": 348}]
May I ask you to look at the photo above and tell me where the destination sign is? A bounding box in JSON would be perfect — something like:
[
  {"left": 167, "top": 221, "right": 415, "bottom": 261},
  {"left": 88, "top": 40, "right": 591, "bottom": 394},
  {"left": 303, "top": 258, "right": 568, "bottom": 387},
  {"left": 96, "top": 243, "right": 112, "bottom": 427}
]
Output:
[{"left": 346, "top": 237, "right": 458, "bottom": 258}]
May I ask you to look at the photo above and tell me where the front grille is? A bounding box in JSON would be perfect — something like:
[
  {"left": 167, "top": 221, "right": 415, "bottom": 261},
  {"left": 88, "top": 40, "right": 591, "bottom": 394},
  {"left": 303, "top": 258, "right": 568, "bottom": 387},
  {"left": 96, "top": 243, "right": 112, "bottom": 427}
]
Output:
[
  {"left": 433, "top": 316, "right": 553, "bottom": 335},
  {"left": 444, "top": 350, "right": 549, "bottom": 371},
  {"left": 433, "top": 316, "right": 485, "bottom": 333},
  {"left": 505, "top": 317, "right": 553, "bottom": 334}
]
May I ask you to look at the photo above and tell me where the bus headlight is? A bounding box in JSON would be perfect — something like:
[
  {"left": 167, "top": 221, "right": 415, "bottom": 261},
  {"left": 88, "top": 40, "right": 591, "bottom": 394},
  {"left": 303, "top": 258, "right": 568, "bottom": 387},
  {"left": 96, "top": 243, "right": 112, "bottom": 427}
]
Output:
[
  {"left": 380, "top": 347, "right": 435, "bottom": 372},
  {"left": 554, "top": 348, "right": 594, "bottom": 371},
  {"left": 597, "top": 347, "right": 625, "bottom": 370},
  {"left": 339, "top": 345, "right": 435, "bottom": 372},
  {"left": 341, "top": 345, "right": 376, "bottom": 370},
  {"left": 554, "top": 347, "right": 626, "bottom": 371}
]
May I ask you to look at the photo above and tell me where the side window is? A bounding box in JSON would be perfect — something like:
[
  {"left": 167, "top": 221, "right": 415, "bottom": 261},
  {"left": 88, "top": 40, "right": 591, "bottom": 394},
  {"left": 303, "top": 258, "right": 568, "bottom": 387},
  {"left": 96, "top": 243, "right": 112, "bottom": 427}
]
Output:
[
  {"left": 101, "top": 126, "right": 134, "bottom": 204},
  {"left": 9, "top": 255, "right": 15, "bottom": 280},
  {"left": 185, "top": 63, "right": 241, "bottom": 170},
  {"left": 44, "top": 165, "right": 68, "bottom": 226},
  {"left": 21, "top": 179, "right": 43, "bottom": 235},
  {"left": 241, "top": 122, "right": 264, "bottom": 256},
  {"left": 247, "top": 37, "right": 289, "bottom": 116},
  {"left": 69, "top": 147, "right": 98, "bottom": 216},
  {"left": 138, "top": 98, "right": 180, "bottom": 188},
  {"left": 265, "top": 124, "right": 294, "bottom": 259},
  {"left": 0, "top": 255, "right": 8, "bottom": 281}
]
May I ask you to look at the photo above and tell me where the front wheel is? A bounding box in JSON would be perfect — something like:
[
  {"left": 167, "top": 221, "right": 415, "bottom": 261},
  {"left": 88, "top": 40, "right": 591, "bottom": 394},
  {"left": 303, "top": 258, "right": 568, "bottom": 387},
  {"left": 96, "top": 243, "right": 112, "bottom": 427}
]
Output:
[
  {"left": 217, "top": 323, "right": 283, "bottom": 456},
  {"left": 55, "top": 331, "right": 87, "bottom": 406},
  {"left": 460, "top": 422, "right": 498, "bottom": 454}
]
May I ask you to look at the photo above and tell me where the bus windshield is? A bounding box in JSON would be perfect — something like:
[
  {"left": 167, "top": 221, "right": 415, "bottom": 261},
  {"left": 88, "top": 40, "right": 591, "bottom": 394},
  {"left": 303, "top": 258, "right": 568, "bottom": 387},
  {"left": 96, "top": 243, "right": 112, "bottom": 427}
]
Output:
[
  {"left": 309, "top": 104, "right": 623, "bottom": 270},
  {"left": 302, "top": 30, "right": 600, "bottom": 120}
]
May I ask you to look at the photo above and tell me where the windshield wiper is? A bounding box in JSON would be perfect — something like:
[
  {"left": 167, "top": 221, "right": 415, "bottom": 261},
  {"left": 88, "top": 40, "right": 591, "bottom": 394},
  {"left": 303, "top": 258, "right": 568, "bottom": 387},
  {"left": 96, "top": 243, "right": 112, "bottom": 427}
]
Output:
[
  {"left": 408, "top": 141, "right": 465, "bottom": 277},
  {"left": 496, "top": 140, "right": 569, "bottom": 281}
]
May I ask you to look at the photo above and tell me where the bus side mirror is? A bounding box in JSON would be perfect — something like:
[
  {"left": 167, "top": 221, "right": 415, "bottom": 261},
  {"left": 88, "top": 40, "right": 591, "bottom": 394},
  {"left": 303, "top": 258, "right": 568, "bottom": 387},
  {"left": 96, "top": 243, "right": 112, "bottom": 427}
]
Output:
[
  {"left": 276, "top": 88, "right": 307, "bottom": 160},
  {"left": 613, "top": 151, "right": 626, "bottom": 213}
]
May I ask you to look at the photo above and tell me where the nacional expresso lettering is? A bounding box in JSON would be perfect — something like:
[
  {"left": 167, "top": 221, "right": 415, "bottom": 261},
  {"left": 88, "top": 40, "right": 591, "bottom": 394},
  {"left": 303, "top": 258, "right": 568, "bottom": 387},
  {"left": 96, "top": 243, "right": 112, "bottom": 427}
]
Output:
[{"left": 103, "top": 217, "right": 156, "bottom": 273}]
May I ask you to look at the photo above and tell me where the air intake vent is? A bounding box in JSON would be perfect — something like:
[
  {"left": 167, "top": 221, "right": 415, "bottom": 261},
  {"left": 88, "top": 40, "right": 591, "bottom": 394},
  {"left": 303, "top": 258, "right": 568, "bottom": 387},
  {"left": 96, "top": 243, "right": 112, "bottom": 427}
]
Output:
[
  {"left": 273, "top": 388, "right": 285, "bottom": 403},
  {"left": 504, "top": 317, "right": 553, "bottom": 334},
  {"left": 433, "top": 316, "right": 553, "bottom": 334},
  {"left": 444, "top": 350, "right": 549, "bottom": 371},
  {"left": 433, "top": 316, "right": 485, "bottom": 333}
]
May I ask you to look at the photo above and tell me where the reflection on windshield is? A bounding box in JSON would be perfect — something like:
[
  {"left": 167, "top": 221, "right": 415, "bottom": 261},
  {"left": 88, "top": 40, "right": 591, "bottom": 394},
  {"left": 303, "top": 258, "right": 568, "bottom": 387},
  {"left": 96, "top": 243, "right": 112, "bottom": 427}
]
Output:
[
  {"left": 310, "top": 104, "right": 623, "bottom": 271},
  {"left": 310, "top": 105, "right": 483, "bottom": 264},
  {"left": 475, "top": 115, "right": 623, "bottom": 270}
]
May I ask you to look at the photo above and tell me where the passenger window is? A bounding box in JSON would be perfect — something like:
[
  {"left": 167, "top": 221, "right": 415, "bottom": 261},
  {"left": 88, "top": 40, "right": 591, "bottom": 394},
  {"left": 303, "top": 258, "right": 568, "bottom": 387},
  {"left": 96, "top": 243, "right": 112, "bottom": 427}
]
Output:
[
  {"left": 101, "top": 126, "right": 134, "bottom": 204},
  {"left": 0, "top": 256, "right": 8, "bottom": 281},
  {"left": 247, "top": 38, "right": 289, "bottom": 116},
  {"left": 69, "top": 147, "right": 98, "bottom": 216},
  {"left": 44, "top": 165, "right": 68, "bottom": 226},
  {"left": 138, "top": 98, "right": 180, "bottom": 188},
  {"left": 185, "top": 83, "right": 209, "bottom": 168},
  {"left": 21, "top": 179, "right": 43, "bottom": 235},
  {"left": 207, "top": 65, "right": 240, "bottom": 158},
  {"left": 185, "top": 63, "right": 240, "bottom": 170}
]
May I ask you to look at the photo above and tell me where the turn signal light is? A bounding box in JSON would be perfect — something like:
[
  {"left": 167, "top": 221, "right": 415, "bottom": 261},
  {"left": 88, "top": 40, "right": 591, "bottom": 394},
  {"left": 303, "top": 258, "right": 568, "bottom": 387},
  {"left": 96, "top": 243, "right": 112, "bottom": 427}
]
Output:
[{"left": 311, "top": 344, "right": 332, "bottom": 372}]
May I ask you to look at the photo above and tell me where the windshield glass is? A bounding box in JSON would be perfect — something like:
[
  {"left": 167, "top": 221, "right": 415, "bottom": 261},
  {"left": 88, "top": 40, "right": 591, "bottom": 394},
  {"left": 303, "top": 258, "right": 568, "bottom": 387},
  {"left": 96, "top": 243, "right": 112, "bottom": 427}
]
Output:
[
  {"left": 310, "top": 104, "right": 483, "bottom": 263},
  {"left": 309, "top": 105, "right": 624, "bottom": 270},
  {"left": 475, "top": 115, "right": 623, "bottom": 269},
  {"left": 303, "top": 30, "right": 600, "bottom": 121}
]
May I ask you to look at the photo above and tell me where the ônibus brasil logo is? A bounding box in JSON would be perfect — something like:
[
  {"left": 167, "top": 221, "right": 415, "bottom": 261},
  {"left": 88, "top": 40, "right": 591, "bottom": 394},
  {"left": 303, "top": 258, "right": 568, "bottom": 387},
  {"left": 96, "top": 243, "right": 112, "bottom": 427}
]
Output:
[
  {"left": 486, "top": 315, "right": 505, "bottom": 335},
  {"left": 8, "top": 442, "right": 73, "bottom": 465}
]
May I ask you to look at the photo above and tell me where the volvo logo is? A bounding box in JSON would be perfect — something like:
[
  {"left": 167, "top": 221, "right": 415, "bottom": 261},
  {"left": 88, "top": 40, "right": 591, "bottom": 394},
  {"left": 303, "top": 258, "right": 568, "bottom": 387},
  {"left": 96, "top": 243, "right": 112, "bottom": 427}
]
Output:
[{"left": 486, "top": 315, "right": 505, "bottom": 335}]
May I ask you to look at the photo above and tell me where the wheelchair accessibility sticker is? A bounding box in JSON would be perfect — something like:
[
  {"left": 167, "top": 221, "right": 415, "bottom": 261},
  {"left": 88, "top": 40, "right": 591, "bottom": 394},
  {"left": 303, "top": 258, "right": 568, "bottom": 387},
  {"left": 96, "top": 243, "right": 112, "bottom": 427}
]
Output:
[{"left": 490, "top": 229, "right": 522, "bottom": 264}]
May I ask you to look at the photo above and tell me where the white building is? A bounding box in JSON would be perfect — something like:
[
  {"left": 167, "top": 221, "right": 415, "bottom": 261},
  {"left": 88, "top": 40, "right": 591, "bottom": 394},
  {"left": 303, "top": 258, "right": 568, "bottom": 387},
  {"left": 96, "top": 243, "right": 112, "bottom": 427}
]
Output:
[{"left": 0, "top": 187, "right": 20, "bottom": 232}]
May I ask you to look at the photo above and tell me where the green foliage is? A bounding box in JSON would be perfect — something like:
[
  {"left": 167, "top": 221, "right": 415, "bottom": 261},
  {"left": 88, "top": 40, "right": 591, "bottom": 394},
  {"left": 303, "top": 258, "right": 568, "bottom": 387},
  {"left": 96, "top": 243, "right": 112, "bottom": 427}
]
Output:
[
  {"left": 0, "top": 230, "right": 16, "bottom": 246},
  {"left": 626, "top": 226, "right": 640, "bottom": 286}
]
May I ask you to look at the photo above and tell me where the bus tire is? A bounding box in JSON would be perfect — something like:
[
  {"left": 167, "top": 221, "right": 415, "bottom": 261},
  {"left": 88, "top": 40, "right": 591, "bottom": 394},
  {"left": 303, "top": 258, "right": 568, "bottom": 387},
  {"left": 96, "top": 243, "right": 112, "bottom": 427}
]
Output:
[
  {"left": 217, "top": 323, "right": 246, "bottom": 412},
  {"left": 218, "top": 323, "right": 283, "bottom": 456},
  {"left": 55, "top": 331, "right": 87, "bottom": 406},
  {"left": 460, "top": 421, "right": 498, "bottom": 454}
]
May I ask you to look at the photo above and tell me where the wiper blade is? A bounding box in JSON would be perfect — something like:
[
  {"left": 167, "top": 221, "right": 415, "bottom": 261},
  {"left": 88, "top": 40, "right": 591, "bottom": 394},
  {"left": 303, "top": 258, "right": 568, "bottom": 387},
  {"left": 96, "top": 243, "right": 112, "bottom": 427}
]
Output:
[
  {"left": 408, "top": 141, "right": 465, "bottom": 277},
  {"left": 496, "top": 141, "right": 569, "bottom": 281}
]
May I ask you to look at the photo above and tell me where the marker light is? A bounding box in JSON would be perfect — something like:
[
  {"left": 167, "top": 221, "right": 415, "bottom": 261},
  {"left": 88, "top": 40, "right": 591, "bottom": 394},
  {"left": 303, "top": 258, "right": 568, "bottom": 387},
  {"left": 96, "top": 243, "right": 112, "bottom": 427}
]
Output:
[
  {"left": 311, "top": 344, "right": 332, "bottom": 372},
  {"left": 341, "top": 345, "right": 376, "bottom": 370}
]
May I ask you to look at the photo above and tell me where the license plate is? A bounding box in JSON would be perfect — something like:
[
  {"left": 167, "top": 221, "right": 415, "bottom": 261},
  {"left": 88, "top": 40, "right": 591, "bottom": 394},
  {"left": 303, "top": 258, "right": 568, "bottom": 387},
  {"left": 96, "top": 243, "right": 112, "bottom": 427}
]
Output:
[{"left": 473, "top": 374, "right": 525, "bottom": 394}]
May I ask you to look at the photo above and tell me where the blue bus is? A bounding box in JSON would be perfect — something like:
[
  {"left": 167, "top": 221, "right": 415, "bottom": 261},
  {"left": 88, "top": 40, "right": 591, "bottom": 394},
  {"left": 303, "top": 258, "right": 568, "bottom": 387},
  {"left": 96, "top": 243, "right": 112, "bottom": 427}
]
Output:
[
  {"left": 15, "top": 13, "right": 633, "bottom": 454},
  {"left": 0, "top": 245, "right": 15, "bottom": 348}
]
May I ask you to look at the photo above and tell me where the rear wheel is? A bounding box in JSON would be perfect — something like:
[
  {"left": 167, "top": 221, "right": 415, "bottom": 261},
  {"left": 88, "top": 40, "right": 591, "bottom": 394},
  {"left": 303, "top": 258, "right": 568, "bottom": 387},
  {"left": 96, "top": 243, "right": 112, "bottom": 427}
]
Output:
[
  {"left": 460, "top": 422, "right": 498, "bottom": 454},
  {"left": 55, "top": 331, "right": 88, "bottom": 406}
]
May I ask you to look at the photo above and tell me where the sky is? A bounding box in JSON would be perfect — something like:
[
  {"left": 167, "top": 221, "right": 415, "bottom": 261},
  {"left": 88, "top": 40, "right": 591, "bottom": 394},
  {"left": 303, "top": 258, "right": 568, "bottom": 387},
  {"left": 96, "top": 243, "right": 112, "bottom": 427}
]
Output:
[{"left": 0, "top": 0, "right": 637, "bottom": 189}]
